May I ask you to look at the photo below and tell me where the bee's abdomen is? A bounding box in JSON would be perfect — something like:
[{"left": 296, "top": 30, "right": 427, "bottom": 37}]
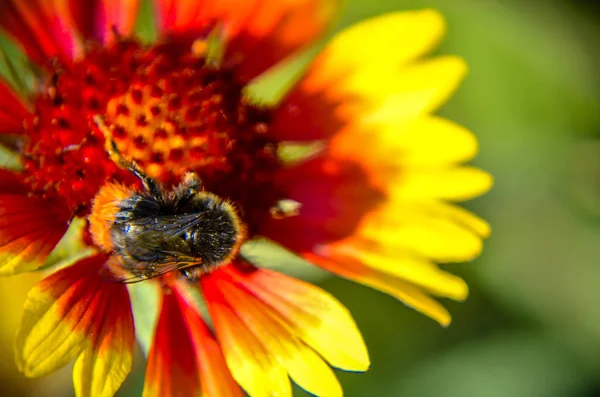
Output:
[{"left": 185, "top": 194, "right": 244, "bottom": 267}]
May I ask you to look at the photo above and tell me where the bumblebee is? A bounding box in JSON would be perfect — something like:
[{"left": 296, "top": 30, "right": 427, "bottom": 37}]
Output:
[{"left": 89, "top": 118, "right": 244, "bottom": 282}]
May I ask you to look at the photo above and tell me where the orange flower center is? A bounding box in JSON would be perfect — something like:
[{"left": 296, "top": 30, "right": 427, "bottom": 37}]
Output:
[{"left": 22, "top": 40, "right": 281, "bottom": 235}]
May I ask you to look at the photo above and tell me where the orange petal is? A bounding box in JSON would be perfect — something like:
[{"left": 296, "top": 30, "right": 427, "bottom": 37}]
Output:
[
  {"left": 0, "top": 0, "right": 81, "bottom": 66},
  {"left": 202, "top": 271, "right": 292, "bottom": 397},
  {"left": 154, "top": 0, "right": 340, "bottom": 81},
  {"left": 203, "top": 265, "right": 367, "bottom": 396},
  {"left": 0, "top": 78, "right": 30, "bottom": 134},
  {"left": 225, "top": 266, "right": 370, "bottom": 372},
  {"left": 144, "top": 286, "right": 243, "bottom": 397},
  {"left": 178, "top": 287, "right": 244, "bottom": 396},
  {"left": 0, "top": 192, "right": 70, "bottom": 275},
  {"left": 16, "top": 254, "right": 135, "bottom": 397},
  {"left": 68, "top": 0, "right": 141, "bottom": 45}
]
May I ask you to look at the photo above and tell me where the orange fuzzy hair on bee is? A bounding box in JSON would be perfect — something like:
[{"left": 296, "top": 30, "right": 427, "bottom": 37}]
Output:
[{"left": 89, "top": 182, "right": 134, "bottom": 252}]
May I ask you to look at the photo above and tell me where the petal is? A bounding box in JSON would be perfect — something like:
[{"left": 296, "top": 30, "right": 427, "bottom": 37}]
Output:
[
  {"left": 143, "top": 291, "right": 202, "bottom": 397},
  {"left": 0, "top": 169, "right": 27, "bottom": 193},
  {"left": 354, "top": 200, "right": 488, "bottom": 263},
  {"left": 304, "top": 10, "right": 447, "bottom": 90},
  {"left": 322, "top": 240, "right": 468, "bottom": 300},
  {"left": 203, "top": 268, "right": 345, "bottom": 397},
  {"left": 202, "top": 273, "right": 292, "bottom": 397},
  {"left": 73, "top": 280, "right": 135, "bottom": 397},
  {"left": 68, "top": 0, "right": 141, "bottom": 45},
  {"left": 430, "top": 200, "right": 491, "bottom": 238},
  {"left": 327, "top": 116, "right": 485, "bottom": 195},
  {"left": 262, "top": 156, "right": 384, "bottom": 252},
  {"left": 272, "top": 9, "right": 448, "bottom": 141},
  {"left": 16, "top": 254, "right": 134, "bottom": 397},
  {"left": 154, "top": 0, "right": 340, "bottom": 81},
  {"left": 178, "top": 286, "right": 244, "bottom": 396},
  {"left": 331, "top": 116, "right": 479, "bottom": 170},
  {"left": 227, "top": 267, "right": 369, "bottom": 372},
  {"left": 388, "top": 166, "right": 493, "bottom": 201},
  {"left": 0, "top": 193, "right": 71, "bottom": 275},
  {"left": 143, "top": 285, "right": 243, "bottom": 397},
  {"left": 0, "top": 78, "right": 30, "bottom": 134},
  {"left": 305, "top": 253, "right": 452, "bottom": 326},
  {"left": 0, "top": 0, "right": 81, "bottom": 66},
  {"left": 342, "top": 56, "right": 468, "bottom": 116}
]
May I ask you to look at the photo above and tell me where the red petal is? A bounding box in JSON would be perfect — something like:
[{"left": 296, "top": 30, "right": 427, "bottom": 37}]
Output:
[
  {"left": 154, "top": 0, "right": 339, "bottom": 81},
  {"left": 261, "top": 156, "right": 384, "bottom": 252},
  {"left": 143, "top": 287, "right": 242, "bottom": 397},
  {"left": 0, "top": 78, "right": 30, "bottom": 134},
  {"left": 271, "top": 85, "right": 346, "bottom": 141},
  {"left": 179, "top": 286, "right": 244, "bottom": 396},
  {"left": 0, "top": 192, "right": 71, "bottom": 275},
  {"left": 0, "top": 169, "right": 27, "bottom": 194},
  {"left": 143, "top": 291, "right": 201, "bottom": 397},
  {"left": 0, "top": 0, "right": 81, "bottom": 66},
  {"left": 68, "top": 0, "right": 141, "bottom": 45}
]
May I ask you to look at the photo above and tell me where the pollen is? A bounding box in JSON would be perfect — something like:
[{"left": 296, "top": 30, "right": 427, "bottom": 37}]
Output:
[{"left": 22, "top": 40, "right": 281, "bottom": 232}]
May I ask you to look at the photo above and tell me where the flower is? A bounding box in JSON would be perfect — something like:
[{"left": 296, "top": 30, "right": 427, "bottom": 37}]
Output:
[{"left": 0, "top": 1, "right": 492, "bottom": 397}]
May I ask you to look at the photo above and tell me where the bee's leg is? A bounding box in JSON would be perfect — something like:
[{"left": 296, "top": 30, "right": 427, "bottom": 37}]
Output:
[
  {"left": 182, "top": 172, "right": 202, "bottom": 190},
  {"left": 92, "top": 115, "right": 161, "bottom": 197}
]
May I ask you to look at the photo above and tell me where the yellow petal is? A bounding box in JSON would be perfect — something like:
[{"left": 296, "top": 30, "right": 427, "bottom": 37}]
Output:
[
  {"left": 355, "top": 56, "right": 468, "bottom": 119},
  {"left": 388, "top": 166, "right": 493, "bottom": 201},
  {"left": 16, "top": 277, "right": 91, "bottom": 377},
  {"left": 73, "top": 344, "right": 132, "bottom": 397},
  {"left": 237, "top": 268, "right": 370, "bottom": 372},
  {"left": 203, "top": 280, "right": 292, "bottom": 397},
  {"left": 333, "top": 116, "right": 478, "bottom": 167},
  {"left": 427, "top": 200, "right": 491, "bottom": 238},
  {"left": 328, "top": 241, "right": 468, "bottom": 300},
  {"left": 307, "top": 253, "right": 452, "bottom": 326},
  {"left": 306, "top": 9, "right": 447, "bottom": 91},
  {"left": 217, "top": 277, "right": 342, "bottom": 397},
  {"left": 357, "top": 200, "right": 486, "bottom": 262},
  {"left": 15, "top": 255, "right": 134, "bottom": 396},
  {"left": 384, "top": 117, "right": 478, "bottom": 165}
]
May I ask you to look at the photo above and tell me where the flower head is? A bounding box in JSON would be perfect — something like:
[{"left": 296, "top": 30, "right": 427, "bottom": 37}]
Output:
[{"left": 0, "top": 1, "right": 492, "bottom": 396}]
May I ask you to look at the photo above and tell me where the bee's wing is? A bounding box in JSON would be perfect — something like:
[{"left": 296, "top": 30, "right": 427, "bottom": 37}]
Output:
[
  {"left": 119, "top": 212, "right": 207, "bottom": 257},
  {"left": 106, "top": 213, "right": 207, "bottom": 283},
  {"left": 101, "top": 255, "right": 201, "bottom": 284}
]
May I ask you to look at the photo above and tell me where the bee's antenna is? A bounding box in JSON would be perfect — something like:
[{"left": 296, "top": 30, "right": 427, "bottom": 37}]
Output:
[{"left": 92, "top": 115, "right": 161, "bottom": 196}]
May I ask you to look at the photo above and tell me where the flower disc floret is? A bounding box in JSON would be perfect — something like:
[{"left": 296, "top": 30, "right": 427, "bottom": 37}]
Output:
[{"left": 23, "top": 40, "right": 281, "bottom": 230}]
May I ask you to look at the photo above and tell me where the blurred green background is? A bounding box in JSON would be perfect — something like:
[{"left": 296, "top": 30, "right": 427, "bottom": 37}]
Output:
[{"left": 2, "top": 0, "right": 600, "bottom": 396}]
